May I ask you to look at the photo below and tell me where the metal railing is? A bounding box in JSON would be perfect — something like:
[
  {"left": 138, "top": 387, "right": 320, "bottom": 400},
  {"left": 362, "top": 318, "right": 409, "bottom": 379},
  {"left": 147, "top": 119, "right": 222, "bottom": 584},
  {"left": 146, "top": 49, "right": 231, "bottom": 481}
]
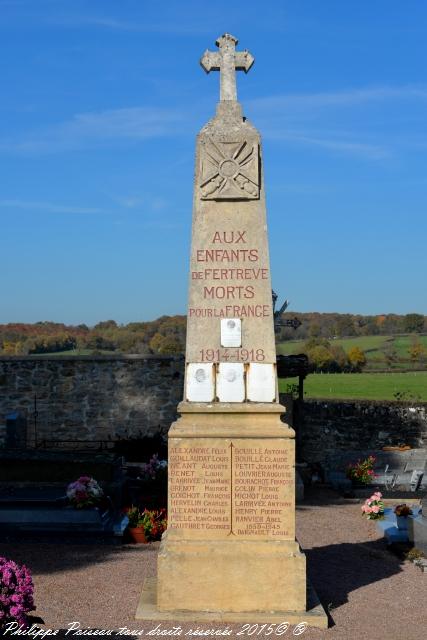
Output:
[{"left": 35, "top": 439, "right": 116, "bottom": 452}]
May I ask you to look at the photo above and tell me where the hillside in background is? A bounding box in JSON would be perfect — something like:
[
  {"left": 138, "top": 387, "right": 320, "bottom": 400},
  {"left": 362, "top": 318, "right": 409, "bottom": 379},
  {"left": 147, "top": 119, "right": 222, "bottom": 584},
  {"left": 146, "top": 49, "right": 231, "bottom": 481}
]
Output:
[
  {"left": 0, "top": 313, "right": 426, "bottom": 366},
  {"left": 277, "top": 334, "right": 427, "bottom": 371},
  {"left": 274, "top": 311, "right": 426, "bottom": 341},
  {"left": 0, "top": 317, "right": 186, "bottom": 356}
]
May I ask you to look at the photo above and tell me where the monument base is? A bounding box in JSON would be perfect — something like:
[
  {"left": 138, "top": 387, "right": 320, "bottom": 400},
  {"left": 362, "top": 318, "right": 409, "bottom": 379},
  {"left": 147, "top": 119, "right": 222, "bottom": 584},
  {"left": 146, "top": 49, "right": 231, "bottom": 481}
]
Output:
[
  {"left": 157, "top": 533, "right": 306, "bottom": 612},
  {"left": 135, "top": 403, "right": 328, "bottom": 629},
  {"left": 136, "top": 577, "right": 328, "bottom": 628}
]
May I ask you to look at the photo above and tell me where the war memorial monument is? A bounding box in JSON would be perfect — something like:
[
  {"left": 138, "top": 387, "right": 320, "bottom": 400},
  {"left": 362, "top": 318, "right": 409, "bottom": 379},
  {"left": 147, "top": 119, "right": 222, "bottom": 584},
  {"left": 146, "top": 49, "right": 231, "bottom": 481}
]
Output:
[{"left": 137, "top": 33, "right": 327, "bottom": 628}]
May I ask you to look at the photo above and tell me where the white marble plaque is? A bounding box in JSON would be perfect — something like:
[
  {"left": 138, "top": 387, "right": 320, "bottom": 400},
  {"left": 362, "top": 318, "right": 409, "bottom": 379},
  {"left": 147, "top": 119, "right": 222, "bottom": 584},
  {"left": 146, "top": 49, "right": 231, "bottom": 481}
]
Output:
[
  {"left": 186, "top": 363, "right": 215, "bottom": 402},
  {"left": 220, "top": 318, "right": 242, "bottom": 347},
  {"left": 247, "top": 363, "right": 276, "bottom": 402},
  {"left": 216, "top": 363, "right": 245, "bottom": 402}
]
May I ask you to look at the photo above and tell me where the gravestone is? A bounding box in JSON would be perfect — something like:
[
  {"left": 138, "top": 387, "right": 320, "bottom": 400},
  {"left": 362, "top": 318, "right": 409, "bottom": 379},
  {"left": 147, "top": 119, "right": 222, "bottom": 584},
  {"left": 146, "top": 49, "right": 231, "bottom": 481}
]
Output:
[
  {"left": 5, "top": 411, "right": 27, "bottom": 448},
  {"left": 137, "top": 34, "right": 327, "bottom": 627},
  {"left": 408, "top": 496, "right": 427, "bottom": 555}
]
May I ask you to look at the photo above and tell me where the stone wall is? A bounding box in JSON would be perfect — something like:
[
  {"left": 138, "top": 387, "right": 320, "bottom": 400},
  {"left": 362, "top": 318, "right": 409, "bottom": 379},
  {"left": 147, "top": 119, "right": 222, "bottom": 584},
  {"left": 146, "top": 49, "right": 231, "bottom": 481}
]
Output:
[
  {"left": 296, "top": 399, "right": 427, "bottom": 469},
  {"left": 1, "top": 357, "right": 427, "bottom": 466},
  {"left": 0, "top": 356, "right": 184, "bottom": 446}
]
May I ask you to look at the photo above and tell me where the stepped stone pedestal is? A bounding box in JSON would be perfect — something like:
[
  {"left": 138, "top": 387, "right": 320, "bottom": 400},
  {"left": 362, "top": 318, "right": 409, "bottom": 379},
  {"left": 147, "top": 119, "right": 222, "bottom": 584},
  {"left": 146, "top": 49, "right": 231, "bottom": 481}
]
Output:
[{"left": 136, "top": 33, "right": 327, "bottom": 629}]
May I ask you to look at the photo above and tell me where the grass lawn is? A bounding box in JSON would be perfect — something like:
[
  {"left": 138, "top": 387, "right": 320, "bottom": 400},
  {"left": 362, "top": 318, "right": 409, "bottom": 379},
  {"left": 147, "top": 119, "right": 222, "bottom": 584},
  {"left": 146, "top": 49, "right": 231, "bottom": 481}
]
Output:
[
  {"left": 392, "top": 334, "right": 427, "bottom": 357},
  {"left": 279, "top": 371, "right": 427, "bottom": 401}
]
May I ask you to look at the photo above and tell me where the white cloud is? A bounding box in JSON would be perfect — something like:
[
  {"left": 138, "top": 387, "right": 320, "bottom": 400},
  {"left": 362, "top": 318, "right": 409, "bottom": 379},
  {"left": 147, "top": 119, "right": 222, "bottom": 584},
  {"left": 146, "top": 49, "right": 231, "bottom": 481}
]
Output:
[
  {"left": 246, "top": 84, "right": 427, "bottom": 159},
  {"left": 249, "top": 85, "right": 427, "bottom": 111},
  {"left": 60, "top": 16, "right": 210, "bottom": 35},
  {"left": 0, "top": 199, "right": 106, "bottom": 214},
  {"left": 113, "top": 195, "right": 170, "bottom": 212},
  {"left": 2, "top": 85, "right": 423, "bottom": 160},
  {"left": 264, "top": 130, "right": 390, "bottom": 159},
  {"left": 115, "top": 197, "right": 146, "bottom": 210},
  {"left": 0, "top": 106, "right": 185, "bottom": 154}
]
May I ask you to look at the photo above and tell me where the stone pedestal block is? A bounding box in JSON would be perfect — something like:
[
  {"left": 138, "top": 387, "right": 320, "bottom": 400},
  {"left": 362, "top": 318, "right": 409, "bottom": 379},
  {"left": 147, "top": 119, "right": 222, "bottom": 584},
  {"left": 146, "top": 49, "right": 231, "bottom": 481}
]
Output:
[
  {"left": 157, "top": 536, "right": 306, "bottom": 613},
  {"left": 137, "top": 403, "right": 327, "bottom": 627}
]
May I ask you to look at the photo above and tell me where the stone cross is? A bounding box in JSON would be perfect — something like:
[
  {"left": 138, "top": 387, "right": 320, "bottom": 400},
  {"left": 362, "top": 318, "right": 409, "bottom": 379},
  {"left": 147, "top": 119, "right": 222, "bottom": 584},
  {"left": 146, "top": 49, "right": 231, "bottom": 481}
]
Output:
[{"left": 200, "top": 33, "right": 254, "bottom": 102}]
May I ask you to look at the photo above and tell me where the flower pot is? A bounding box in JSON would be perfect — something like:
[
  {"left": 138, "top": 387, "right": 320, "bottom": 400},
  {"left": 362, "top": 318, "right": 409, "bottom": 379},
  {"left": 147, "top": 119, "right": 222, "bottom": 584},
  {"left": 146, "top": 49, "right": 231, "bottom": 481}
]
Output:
[
  {"left": 128, "top": 527, "right": 148, "bottom": 543},
  {"left": 396, "top": 515, "right": 408, "bottom": 530}
]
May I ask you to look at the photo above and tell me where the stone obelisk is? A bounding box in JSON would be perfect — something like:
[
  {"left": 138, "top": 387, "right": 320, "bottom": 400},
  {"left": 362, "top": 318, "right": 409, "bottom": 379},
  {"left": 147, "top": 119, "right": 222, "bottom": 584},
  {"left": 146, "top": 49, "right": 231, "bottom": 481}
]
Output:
[{"left": 137, "top": 34, "right": 327, "bottom": 628}]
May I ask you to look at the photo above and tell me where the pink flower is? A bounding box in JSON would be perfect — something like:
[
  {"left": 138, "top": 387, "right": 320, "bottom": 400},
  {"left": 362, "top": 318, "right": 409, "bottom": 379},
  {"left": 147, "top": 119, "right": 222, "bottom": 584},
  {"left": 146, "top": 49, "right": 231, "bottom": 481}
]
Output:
[
  {"left": 0, "top": 557, "right": 34, "bottom": 626},
  {"left": 371, "top": 505, "right": 380, "bottom": 513}
]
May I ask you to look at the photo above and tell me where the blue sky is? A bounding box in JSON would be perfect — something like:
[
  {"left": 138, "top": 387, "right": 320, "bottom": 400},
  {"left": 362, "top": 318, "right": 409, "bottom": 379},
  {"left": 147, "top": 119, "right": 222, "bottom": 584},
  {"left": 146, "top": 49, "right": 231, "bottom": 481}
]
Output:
[{"left": 1, "top": 0, "right": 426, "bottom": 324}]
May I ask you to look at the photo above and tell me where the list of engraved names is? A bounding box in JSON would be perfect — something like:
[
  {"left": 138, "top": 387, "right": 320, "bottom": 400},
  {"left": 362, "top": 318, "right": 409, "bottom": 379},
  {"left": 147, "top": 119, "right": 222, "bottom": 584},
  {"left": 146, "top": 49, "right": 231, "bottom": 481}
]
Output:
[{"left": 169, "top": 440, "right": 293, "bottom": 538}]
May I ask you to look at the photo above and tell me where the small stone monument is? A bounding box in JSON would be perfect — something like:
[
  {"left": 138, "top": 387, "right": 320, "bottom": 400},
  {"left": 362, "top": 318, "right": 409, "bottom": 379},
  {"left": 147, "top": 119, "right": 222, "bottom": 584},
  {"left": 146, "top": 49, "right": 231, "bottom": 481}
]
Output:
[
  {"left": 137, "top": 34, "right": 327, "bottom": 627},
  {"left": 409, "top": 496, "right": 427, "bottom": 556}
]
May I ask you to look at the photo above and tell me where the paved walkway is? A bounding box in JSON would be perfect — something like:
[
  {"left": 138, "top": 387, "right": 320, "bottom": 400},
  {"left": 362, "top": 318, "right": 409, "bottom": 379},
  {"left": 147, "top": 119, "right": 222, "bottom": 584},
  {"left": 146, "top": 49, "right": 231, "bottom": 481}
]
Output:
[{"left": 2, "top": 488, "right": 426, "bottom": 640}]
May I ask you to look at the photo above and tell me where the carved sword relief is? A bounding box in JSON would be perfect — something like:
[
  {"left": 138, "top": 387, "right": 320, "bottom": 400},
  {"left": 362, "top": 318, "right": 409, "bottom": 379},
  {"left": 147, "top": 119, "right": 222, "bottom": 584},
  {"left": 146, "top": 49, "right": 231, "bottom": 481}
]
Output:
[{"left": 199, "top": 138, "right": 260, "bottom": 200}]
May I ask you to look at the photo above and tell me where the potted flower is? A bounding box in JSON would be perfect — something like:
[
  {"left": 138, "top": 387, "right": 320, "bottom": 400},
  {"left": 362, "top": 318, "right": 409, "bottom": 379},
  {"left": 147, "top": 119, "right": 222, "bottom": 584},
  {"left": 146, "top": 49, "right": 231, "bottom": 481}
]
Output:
[
  {"left": 136, "top": 454, "right": 168, "bottom": 509},
  {"left": 126, "top": 507, "right": 167, "bottom": 543},
  {"left": 361, "top": 492, "right": 385, "bottom": 520},
  {"left": 0, "top": 556, "right": 35, "bottom": 630},
  {"left": 66, "top": 476, "right": 104, "bottom": 509},
  {"left": 346, "top": 455, "right": 376, "bottom": 486},
  {"left": 394, "top": 504, "right": 413, "bottom": 530},
  {"left": 139, "top": 454, "right": 168, "bottom": 483}
]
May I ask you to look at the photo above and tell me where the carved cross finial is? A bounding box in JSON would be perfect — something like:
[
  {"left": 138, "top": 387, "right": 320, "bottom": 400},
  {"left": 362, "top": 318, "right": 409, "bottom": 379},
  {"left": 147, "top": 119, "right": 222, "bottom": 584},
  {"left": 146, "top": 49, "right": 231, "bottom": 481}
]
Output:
[{"left": 200, "top": 33, "right": 254, "bottom": 102}]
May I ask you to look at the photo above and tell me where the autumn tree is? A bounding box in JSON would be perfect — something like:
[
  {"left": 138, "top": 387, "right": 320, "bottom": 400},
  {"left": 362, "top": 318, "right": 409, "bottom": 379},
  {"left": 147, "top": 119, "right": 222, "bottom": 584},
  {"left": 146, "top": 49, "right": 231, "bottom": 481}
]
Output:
[
  {"left": 149, "top": 332, "right": 183, "bottom": 355},
  {"left": 94, "top": 320, "right": 118, "bottom": 331},
  {"left": 404, "top": 314, "right": 425, "bottom": 333},
  {"left": 330, "top": 345, "right": 349, "bottom": 371},
  {"left": 408, "top": 337, "right": 425, "bottom": 366},
  {"left": 383, "top": 344, "right": 398, "bottom": 368},
  {"left": 347, "top": 346, "right": 367, "bottom": 372},
  {"left": 334, "top": 315, "right": 356, "bottom": 337},
  {"left": 308, "top": 323, "right": 321, "bottom": 338},
  {"left": 306, "top": 345, "right": 335, "bottom": 371}
]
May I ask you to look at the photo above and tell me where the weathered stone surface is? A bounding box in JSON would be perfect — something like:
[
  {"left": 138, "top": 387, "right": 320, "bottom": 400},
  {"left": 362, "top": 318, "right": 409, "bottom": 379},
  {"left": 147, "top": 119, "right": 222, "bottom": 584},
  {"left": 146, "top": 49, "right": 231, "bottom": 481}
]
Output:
[
  {"left": 155, "top": 403, "right": 308, "bottom": 617},
  {"left": 185, "top": 103, "right": 276, "bottom": 370},
  {"left": 185, "top": 36, "right": 276, "bottom": 382},
  {"left": 200, "top": 34, "right": 254, "bottom": 103},
  {"left": 166, "top": 418, "right": 295, "bottom": 540},
  {"left": 296, "top": 398, "right": 427, "bottom": 467},
  {"left": 2, "top": 358, "right": 427, "bottom": 464},
  {"left": 137, "top": 577, "right": 327, "bottom": 626},
  {"left": 158, "top": 537, "right": 306, "bottom": 613},
  {"left": 145, "top": 33, "right": 327, "bottom": 628},
  {"left": 0, "top": 356, "right": 183, "bottom": 445}
]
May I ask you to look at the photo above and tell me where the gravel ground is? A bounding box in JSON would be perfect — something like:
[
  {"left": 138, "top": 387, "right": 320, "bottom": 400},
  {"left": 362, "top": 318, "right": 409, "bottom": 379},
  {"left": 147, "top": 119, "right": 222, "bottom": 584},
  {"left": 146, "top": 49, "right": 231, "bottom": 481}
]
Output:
[{"left": 2, "top": 488, "right": 426, "bottom": 640}]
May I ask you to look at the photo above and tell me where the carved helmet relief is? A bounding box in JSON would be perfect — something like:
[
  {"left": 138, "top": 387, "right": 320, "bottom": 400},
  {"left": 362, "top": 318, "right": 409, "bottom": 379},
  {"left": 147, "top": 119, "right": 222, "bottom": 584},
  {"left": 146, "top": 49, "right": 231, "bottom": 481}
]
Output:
[{"left": 199, "top": 138, "right": 259, "bottom": 200}]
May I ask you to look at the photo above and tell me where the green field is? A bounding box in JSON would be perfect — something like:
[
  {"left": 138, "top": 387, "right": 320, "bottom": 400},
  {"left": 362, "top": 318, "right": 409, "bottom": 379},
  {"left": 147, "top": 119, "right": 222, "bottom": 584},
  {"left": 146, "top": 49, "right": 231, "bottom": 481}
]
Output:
[
  {"left": 393, "top": 335, "right": 427, "bottom": 356},
  {"left": 279, "top": 371, "right": 427, "bottom": 401},
  {"left": 277, "top": 335, "right": 389, "bottom": 355}
]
